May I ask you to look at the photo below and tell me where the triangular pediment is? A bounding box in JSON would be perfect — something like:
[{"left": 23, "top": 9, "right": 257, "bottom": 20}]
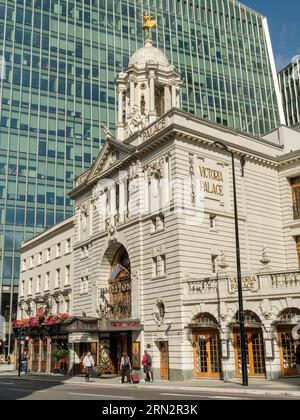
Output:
[{"left": 87, "top": 138, "right": 135, "bottom": 182}]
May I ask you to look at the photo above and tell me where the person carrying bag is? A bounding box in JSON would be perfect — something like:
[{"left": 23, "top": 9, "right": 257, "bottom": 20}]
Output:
[{"left": 83, "top": 351, "right": 95, "bottom": 382}]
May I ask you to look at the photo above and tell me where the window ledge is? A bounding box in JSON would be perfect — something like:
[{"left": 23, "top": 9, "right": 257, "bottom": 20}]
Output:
[
  {"left": 151, "top": 275, "right": 166, "bottom": 281},
  {"left": 150, "top": 228, "right": 165, "bottom": 236}
]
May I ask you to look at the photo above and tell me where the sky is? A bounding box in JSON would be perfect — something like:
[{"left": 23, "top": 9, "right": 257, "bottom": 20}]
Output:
[{"left": 242, "top": 0, "right": 300, "bottom": 71}]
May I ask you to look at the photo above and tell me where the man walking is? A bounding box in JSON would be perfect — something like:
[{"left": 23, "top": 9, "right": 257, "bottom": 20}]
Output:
[
  {"left": 83, "top": 351, "right": 95, "bottom": 382},
  {"left": 120, "top": 352, "right": 131, "bottom": 384}
]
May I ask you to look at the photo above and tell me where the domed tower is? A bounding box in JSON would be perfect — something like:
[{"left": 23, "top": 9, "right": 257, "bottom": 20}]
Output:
[{"left": 116, "top": 13, "right": 183, "bottom": 142}]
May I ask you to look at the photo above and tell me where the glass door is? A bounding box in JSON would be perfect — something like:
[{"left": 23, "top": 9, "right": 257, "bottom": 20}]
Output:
[
  {"left": 234, "top": 330, "right": 266, "bottom": 377},
  {"left": 194, "top": 331, "right": 221, "bottom": 378},
  {"left": 278, "top": 332, "right": 298, "bottom": 376}
]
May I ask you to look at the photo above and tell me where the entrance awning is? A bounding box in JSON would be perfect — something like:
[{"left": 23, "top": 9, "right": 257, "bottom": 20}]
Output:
[{"left": 62, "top": 317, "right": 143, "bottom": 334}]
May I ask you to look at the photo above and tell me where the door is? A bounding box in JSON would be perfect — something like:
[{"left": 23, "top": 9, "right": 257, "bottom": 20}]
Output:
[
  {"left": 278, "top": 331, "right": 298, "bottom": 376},
  {"left": 194, "top": 332, "right": 221, "bottom": 378},
  {"left": 40, "top": 340, "right": 47, "bottom": 373},
  {"left": 77, "top": 343, "right": 97, "bottom": 374},
  {"left": 31, "top": 341, "right": 39, "bottom": 372},
  {"left": 159, "top": 342, "right": 169, "bottom": 380},
  {"left": 234, "top": 330, "right": 266, "bottom": 377}
]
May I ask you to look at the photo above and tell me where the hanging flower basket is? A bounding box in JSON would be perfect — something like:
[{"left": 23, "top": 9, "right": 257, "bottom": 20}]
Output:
[{"left": 12, "top": 313, "right": 70, "bottom": 329}]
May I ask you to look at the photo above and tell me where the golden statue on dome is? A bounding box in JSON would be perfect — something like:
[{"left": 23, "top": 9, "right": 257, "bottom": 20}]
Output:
[{"left": 142, "top": 11, "right": 157, "bottom": 31}]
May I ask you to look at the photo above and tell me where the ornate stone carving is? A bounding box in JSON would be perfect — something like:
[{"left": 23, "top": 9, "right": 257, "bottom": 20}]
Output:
[
  {"left": 129, "top": 160, "right": 142, "bottom": 179},
  {"left": 259, "top": 246, "right": 271, "bottom": 272},
  {"left": 107, "top": 221, "right": 117, "bottom": 243},
  {"left": 143, "top": 157, "right": 165, "bottom": 178},
  {"left": 129, "top": 105, "right": 145, "bottom": 135},
  {"left": 218, "top": 251, "right": 229, "bottom": 273}
]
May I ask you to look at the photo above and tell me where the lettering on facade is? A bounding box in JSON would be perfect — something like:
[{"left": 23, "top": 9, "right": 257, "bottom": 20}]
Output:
[
  {"left": 229, "top": 275, "right": 258, "bottom": 292},
  {"left": 110, "top": 322, "right": 140, "bottom": 330},
  {"left": 199, "top": 165, "right": 224, "bottom": 197},
  {"left": 100, "top": 281, "right": 131, "bottom": 296},
  {"left": 143, "top": 119, "right": 167, "bottom": 141},
  {"left": 65, "top": 320, "right": 100, "bottom": 332}
]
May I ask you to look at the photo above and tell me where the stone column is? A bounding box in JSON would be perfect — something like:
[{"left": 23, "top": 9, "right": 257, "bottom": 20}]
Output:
[
  {"left": 110, "top": 184, "right": 116, "bottom": 221},
  {"left": 130, "top": 78, "right": 135, "bottom": 113},
  {"left": 263, "top": 321, "right": 280, "bottom": 380},
  {"left": 47, "top": 338, "right": 51, "bottom": 373},
  {"left": 38, "top": 338, "right": 42, "bottom": 373},
  {"left": 149, "top": 72, "right": 156, "bottom": 123},
  {"left": 164, "top": 85, "right": 171, "bottom": 112},
  {"left": 119, "top": 177, "right": 126, "bottom": 223},
  {"left": 118, "top": 89, "right": 124, "bottom": 124},
  {"left": 176, "top": 86, "right": 181, "bottom": 107},
  {"left": 171, "top": 84, "right": 177, "bottom": 108}
]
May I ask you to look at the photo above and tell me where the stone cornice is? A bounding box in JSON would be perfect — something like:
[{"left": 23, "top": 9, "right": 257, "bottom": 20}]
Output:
[{"left": 20, "top": 216, "right": 75, "bottom": 252}]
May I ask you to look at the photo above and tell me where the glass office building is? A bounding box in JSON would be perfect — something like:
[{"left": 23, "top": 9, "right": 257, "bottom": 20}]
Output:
[
  {"left": 279, "top": 57, "right": 300, "bottom": 130},
  {"left": 0, "top": 0, "right": 284, "bottom": 336}
]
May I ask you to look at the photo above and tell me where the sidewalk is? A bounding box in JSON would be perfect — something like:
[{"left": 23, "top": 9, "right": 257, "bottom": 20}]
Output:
[
  {"left": 0, "top": 364, "right": 14, "bottom": 373},
  {"left": 2, "top": 370, "right": 300, "bottom": 398}
]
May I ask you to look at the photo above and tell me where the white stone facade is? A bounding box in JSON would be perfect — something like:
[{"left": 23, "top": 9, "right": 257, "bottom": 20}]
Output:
[
  {"left": 15, "top": 38, "right": 300, "bottom": 381},
  {"left": 18, "top": 217, "right": 75, "bottom": 319}
]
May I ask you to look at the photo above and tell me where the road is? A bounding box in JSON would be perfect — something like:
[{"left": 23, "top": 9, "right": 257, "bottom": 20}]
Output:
[{"left": 0, "top": 376, "right": 297, "bottom": 400}]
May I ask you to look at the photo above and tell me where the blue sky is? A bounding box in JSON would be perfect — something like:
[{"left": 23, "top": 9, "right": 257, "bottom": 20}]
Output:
[{"left": 242, "top": 0, "right": 300, "bottom": 71}]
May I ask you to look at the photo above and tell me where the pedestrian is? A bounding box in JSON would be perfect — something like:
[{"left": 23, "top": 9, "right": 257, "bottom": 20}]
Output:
[
  {"left": 20, "top": 351, "right": 28, "bottom": 373},
  {"left": 295, "top": 343, "right": 300, "bottom": 374},
  {"left": 120, "top": 353, "right": 131, "bottom": 384},
  {"left": 6, "top": 355, "right": 11, "bottom": 365},
  {"left": 141, "top": 350, "right": 153, "bottom": 383},
  {"left": 83, "top": 351, "right": 95, "bottom": 382}
]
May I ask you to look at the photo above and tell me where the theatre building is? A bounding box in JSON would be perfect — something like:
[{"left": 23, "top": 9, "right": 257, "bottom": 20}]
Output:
[{"left": 15, "top": 33, "right": 300, "bottom": 380}]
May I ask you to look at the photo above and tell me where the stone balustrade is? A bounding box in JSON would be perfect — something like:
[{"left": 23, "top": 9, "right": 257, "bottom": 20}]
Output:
[{"left": 184, "top": 269, "right": 300, "bottom": 301}]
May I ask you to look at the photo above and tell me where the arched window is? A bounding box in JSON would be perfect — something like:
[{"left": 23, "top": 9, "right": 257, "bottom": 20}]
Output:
[
  {"left": 235, "top": 310, "right": 262, "bottom": 326},
  {"left": 277, "top": 308, "right": 300, "bottom": 323},
  {"left": 192, "top": 313, "right": 219, "bottom": 328}
]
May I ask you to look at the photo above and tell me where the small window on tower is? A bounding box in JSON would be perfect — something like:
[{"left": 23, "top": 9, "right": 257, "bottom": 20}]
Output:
[{"left": 141, "top": 94, "right": 145, "bottom": 115}]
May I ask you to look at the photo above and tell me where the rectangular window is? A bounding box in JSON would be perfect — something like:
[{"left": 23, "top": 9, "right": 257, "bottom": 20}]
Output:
[
  {"left": 152, "top": 257, "right": 159, "bottom": 277},
  {"left": 66, "top": 238, "right": 71, "bottom": 253},
  {"left": 37, "top": 275, "right": 41, "bottom": 293},
  {"left": 28, "top": 278, "right": 33, "bottom": 295},
  {"left": 45, "top": 272, "right": 50, "bottom": 291},
  {"left": 81, "top": 245, "right": 89, "bottom": 258},
  {"left": 80, "top": 276, "right": 88, "bottom": 293},
  {"left": 161, "top": 255, "right": 166, "bottom": 275},
  {"left": 152, "top": 215, "right": 165, "bottom": 232},
  {"left": 291, "top": 177, "right": 300, "bottom": 220},
  {"left": 56, "top": 243, "right": 61, "bottom": 257},
  {"left": 211, "top": 255, "right": 218, "bottom": 274},
  {"left": 30, "top": 255, "right": 34, "bottom": 268},
  {"left": 21, "top": 279, "right": 25, "bottom": 296},
  {"left": 210, "top": 215, "right": 216, "bottom": 229},
  {"left": 38, "top": 251, "right": 43, "bottom": 265},
  {"left": 65, "top": 265, "right": 70, "bottom": 285},
  {"left": 46, "top": 248, "right": 51, "bottom": 262},
  {"left": 55, "top": 269, "right": 61, "bottom": 288},
  {"left": 22, "top": 259, "right": 26, "bottom": 271}
]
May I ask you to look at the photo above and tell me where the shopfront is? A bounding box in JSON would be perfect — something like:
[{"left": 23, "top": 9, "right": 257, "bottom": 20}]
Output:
[{"left": 66, "top": 318, "right": 142, "bottom": 376}]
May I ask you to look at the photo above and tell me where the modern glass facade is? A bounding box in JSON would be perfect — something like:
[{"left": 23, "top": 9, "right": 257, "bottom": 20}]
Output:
[
  {"left": 279, "top": 58, "right": 300, "bottom": 129},
  {"left": 0, "top": 0, "right": 283, "bottom": 327}
]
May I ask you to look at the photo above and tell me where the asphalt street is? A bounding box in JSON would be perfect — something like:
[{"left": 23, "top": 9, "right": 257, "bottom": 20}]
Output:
[{"left": 0, "top": 376, "right": 297, "bottom": 400}]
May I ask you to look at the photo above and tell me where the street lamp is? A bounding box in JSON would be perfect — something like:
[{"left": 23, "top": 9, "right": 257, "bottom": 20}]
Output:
[{"left": 213, "top": 141, "right": 248, "bottom": 387}]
